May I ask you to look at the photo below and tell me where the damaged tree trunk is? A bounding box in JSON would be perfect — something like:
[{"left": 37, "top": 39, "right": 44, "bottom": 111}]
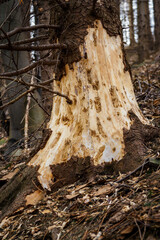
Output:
[
  {"left": 29, "top": 0, "right": 153, "bottom": 189},
  {"left": 0, "top": 0, "right": 159, "bottom": 218}
]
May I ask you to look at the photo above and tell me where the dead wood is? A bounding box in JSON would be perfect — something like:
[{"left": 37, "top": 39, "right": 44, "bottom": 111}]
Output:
[{"left": 0, "top": 165, "right": 39, "bottom": 222}]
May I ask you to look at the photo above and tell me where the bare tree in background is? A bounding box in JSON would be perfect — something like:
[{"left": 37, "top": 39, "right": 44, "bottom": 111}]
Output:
[
  {"left": 128, "top": 0, "right": 135, "bottom": 46},
  {"left": 137, "top": 0, "right": 153, "bottom": 61},
  {"left": 153, "top": 0, "right": 160, "bottom": 50}
]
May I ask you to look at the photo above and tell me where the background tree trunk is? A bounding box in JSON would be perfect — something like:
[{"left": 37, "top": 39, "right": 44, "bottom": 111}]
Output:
[
  {"left": 0, "top": 0, "right": 45, "bottom": 143},
  {"left": 153, "top": 0, "right": 160, "bottom": 50},
  {"left": 128, "top": 0, "right": 135, "bottom": 46},
  {"left": 138, "top": 0, "right": 153, "bottom": 61},
  {"left": 36, "top": 0, "right": 53, "bottom": 114}
]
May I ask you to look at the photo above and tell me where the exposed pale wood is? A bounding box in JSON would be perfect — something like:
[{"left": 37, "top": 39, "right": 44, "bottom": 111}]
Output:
[{"left": 29, "top": 21, "right": 148, "bottom": 190}]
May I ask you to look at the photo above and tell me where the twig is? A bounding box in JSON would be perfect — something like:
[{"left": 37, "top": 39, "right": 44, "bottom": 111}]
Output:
[
  {"left": 0, "top": 76, "right": 56, "bottom": 86},
  {"left": 0, "top": 87, "right": 37, "bottom": 109},
  {"left": 13, "top": 35, "right": 48, "bottom": 45},
  {"left": 0, "top": 43, "right": 67, "bottom": 51},
  {"left": 61, "top": 217, "right": 86, "bottom": 239},
  {"left": 0, "top": 28, "right": 18, "bottom": 69},
  {"left": 97, "top": 211, "right": 108, "bottom": 233},
  {"left": 0, "top": 24, "right": 60, "bottom": 40},
  {"left": 0, "top": 2, "right": 19, "bottom": 29},
  {"left": 0, "top": 84, "right": 72, "bottom": 110},
  {"left": 32, "top": 179, "right": 44, "bottom": 193},
  {"left": 81, "top": 230, "right": 89, "bottom": 240},
  {"left": 30, "top": 92, "right": 51, "bottom": 117},
  {"left": 0, "top": 60, "right": 58, "bottom": 77},
  {"left": 24, "top": 73, "right": 34, "bottom": 154},
  {"left": 16, "top": 79, "right": 72, "bottom": 104},
  {"left": 134, "top": 218, "right": 143, "bottom": 240},
  {"left": 116, "top": 157, "right": 150, "bottom": 183}
]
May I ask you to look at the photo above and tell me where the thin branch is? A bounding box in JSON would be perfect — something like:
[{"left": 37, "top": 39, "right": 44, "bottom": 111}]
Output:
[
  {"left": 24, "top": 74, "right": 34, "bottom": 154},
  {"left": 0, "top": 59, "right": 58, "bottom": 77},
  {"left": 0, "top": 43, "right": 67, "bottom": 51},
  {"left": 13, "top": 35, "right": 48, "bottom": 45},
  {"left": 134, "top": 219, "right": 143, "bottom": 240},
  {"left": 0, "top": 87, "right": 37, "bottom": 109},
  {"left": 24, "top": 82, "right": 72, "bottom": 104},
  {"left": 0, "top": 85, "right": 72, "bottom": 110},
  {"left": 0, "top": 24, "right": 60, "bottom": 40},
  {"left": 116, "top": 157, "right": 150, "bottom": 183},
  {"left": 0, "top": 76, "right": 56, "bottom": 85},
  {"left": 0, "top": 28, "right": 18, "bottom": 69},
  {"left": 30, "top": 92, "right": 50, "bottom": 117},
  {"left": 0, "top": 2, "right": 19, "bottom": 29}
]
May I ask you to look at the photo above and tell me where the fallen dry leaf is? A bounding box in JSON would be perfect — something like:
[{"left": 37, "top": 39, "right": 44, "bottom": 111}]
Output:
[
  {"left": 120, "top": 225, "right": 134, "bottom": 235},
  {"left": 25, "top": 190, "right": 45, "bottom": 205},
  {"left": 66, "top": 192, "right": 80, "bottom": 200},
  {"left": 41, "top": 209, "right": 52, "bottom": 214},
  {"left": 0, "top": 168, "right": 19, "bottom": 181},
  {"left": 74, "top": 183, "right": 89, "bottom": 192},
  {"left": 93, "top": 184, "right": 112, "bottom": 196}
]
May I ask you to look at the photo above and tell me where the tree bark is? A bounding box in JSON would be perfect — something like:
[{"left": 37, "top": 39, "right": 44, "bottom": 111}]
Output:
[
  {"left": 153, "top": 0, "right": 160, "bottom": 50},
  {"left": 0, "top": 0, "right": 158, "bottom": 219},
  {"left": 138, "top": 0, "right": 153, "bottom": 61},
  {"left": 34, "top": 0, "right": 55, "bottom": 113},
  {"left": 128, "top": 0, "right": 135, "bottom": 46}
]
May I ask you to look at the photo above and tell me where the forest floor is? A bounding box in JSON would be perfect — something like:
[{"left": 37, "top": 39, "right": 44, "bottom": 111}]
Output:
[{"left": 0, "top": 57, "right": 160, "bottom": 240}]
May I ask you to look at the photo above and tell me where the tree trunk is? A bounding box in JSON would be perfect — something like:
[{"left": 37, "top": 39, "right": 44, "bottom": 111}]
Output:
[
  {"left": 116, "top": 0, "right": 120, "bottom": 19},
  {"left": 138, "top": 0, "right": 153, "bottom": 61},
  {"left": 0, "top": 0, "right": 158, "bottom": 219},
  {"left": 29, "top": 0, "right": 152, "bottom": 190},
  {"left": 128, "top": 0, "right": 135, "bottom": 46},
  {"left": 153, "top": 0, "right": 160, "bottom": 50},
  {"left": 36, "top": 0, "right": 53, "bottom": 113}
]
